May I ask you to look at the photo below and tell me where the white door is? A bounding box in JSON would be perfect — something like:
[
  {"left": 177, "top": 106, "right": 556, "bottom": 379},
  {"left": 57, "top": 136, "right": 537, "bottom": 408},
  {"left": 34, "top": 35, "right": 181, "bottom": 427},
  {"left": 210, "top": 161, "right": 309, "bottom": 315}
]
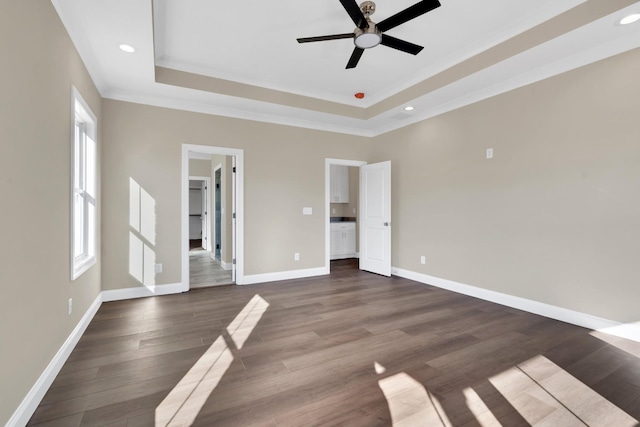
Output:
[
  {"left": 359, "top": 161, "right": 391, "bottom": 276},
  {"left": 201, "top": 180, "right": 208, "bottom": 251}
]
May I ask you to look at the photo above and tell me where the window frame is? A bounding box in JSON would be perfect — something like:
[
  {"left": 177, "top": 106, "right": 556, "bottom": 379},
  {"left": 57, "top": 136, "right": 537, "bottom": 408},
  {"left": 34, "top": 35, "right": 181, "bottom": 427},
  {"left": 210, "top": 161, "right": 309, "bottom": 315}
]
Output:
[{"left": 70, "top": 87, "right": 98, "bottom": 280}]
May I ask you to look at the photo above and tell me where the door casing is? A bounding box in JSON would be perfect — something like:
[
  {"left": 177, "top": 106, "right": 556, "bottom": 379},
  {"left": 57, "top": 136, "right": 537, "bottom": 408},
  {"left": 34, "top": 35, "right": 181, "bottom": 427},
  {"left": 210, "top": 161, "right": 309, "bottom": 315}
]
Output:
[
  {"left": 325, "top": 158, "right": 367, "bottom": 272},
  {"left": 182, "top": 145, "right": 244, "bottom": 289}
]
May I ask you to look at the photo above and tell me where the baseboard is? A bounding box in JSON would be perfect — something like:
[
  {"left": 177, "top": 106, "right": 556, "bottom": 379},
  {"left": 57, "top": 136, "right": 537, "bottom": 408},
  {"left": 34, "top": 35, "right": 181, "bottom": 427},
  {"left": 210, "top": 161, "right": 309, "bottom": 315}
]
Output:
[
  {"left": 7, "top": 293, "right": 103, "bottom": 427},
  {"left": 242, "top": 266, "right": 329, "bottom": 285},
  {"left": 208, "top": 253, "right": 232, "bottom": 271},
  {"left": 391, "top": 267, "right": 640, "bottom": 343},
  {"left": 102, "top": 282, "right": 184, "bottom": 302},
  {"left": 330, "top": 253, "right": 357, "bottom": 260}
]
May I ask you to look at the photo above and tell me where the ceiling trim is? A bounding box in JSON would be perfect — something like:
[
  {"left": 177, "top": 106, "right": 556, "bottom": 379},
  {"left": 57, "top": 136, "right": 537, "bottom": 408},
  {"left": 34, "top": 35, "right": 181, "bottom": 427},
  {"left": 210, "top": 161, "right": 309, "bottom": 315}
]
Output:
[{"left": 155, "top": 66, "right": 366, "bottom": 119}]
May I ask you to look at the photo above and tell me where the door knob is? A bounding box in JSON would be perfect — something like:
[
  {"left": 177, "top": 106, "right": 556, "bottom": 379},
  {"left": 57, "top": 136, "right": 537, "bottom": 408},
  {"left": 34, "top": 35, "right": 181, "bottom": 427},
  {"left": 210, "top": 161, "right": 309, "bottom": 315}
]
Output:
[{"left": 384, "top": 222, "right": 389, "bottom": 226}]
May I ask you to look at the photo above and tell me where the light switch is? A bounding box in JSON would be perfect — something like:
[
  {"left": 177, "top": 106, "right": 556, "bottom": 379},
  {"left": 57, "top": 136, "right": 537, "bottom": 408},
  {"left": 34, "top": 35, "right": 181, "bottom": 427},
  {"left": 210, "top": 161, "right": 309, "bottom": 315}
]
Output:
[
  {"left": 486, "top": 148, "right": 494, "bottom": 159},
  {"left": 303, "top": 207, "right": 312, "bottom": 215}
]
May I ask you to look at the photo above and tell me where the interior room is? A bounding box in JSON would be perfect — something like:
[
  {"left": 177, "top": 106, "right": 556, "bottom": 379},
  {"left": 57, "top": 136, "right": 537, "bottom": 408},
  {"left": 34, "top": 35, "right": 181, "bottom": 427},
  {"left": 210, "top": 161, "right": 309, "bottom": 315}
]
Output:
[{"left": 2, "top": 0, "right": 640, "bottom": 425}]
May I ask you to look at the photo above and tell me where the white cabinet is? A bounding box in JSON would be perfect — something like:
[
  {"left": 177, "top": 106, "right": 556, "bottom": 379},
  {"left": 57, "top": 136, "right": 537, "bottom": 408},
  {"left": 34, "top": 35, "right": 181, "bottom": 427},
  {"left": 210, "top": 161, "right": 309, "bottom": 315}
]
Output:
[
  {"left": 330, "top": 222, "right": 356, "bottom": 259},
  {"left": 330, "top": 165, "right": 349, "bottom": 203}
]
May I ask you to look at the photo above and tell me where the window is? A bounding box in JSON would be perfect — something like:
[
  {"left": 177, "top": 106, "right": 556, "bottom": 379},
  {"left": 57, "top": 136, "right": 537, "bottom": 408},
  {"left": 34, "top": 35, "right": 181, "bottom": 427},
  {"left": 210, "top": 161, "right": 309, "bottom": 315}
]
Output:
[{"left": 71, "top": 88, "right": 97, "bottom": 280}]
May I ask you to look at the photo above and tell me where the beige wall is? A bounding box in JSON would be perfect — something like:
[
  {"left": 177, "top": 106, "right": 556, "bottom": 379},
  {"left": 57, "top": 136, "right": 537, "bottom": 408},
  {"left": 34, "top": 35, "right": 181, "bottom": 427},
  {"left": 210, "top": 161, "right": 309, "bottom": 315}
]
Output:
[
  {"left": 370, "top": 48, "right": 640, "bottom": 323},
  {"left": 189, "top": 159, "right": 212, "bottom": 178},
  {"left": 0, "top": 1, "right": 102, "bottom": 424},
  {"left": 101, "top": 100, "right": 369, "bottom": 288}
]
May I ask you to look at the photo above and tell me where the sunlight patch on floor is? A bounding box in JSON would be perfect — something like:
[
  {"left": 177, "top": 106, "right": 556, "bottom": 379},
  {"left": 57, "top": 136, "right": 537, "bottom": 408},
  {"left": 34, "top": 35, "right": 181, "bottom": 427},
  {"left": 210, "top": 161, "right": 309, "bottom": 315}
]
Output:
[
  {"left": 590, "top": 327, "right": 640, "bottom": 359},
  {"left": 462, "top": 387, "right": 503, "bottom": 426},
  {"left": 227, "top": 294, "right": 270, "bottom": 350},
  {"left": 490, "top": 355, "right": 638, "bottom": 426},
  {"left": 155, "top": 294, "right": 269, "bottom": 426},
  {"left": 377, "top": 366, "right": 452, "bottom": 427}
]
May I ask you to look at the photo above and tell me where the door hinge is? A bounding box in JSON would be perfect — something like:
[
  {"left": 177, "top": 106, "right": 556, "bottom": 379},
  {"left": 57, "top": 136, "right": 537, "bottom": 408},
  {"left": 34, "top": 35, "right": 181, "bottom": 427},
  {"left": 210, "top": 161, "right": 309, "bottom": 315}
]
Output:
[
  {"left": 232, "top": 258, "right": 236, "bottom": 265},
  {"left": 232, "top": 213, "right": 236, "bottom": 219},
  {"left": 232, "top": 167, "right": 236, "bottom": 173}
]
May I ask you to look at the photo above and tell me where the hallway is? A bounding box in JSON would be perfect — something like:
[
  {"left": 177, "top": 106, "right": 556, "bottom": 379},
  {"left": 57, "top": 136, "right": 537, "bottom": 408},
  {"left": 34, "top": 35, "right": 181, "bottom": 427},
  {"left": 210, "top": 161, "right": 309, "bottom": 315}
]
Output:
[{"left": 189, "top": 248, "right": 233, "bottom": 287}]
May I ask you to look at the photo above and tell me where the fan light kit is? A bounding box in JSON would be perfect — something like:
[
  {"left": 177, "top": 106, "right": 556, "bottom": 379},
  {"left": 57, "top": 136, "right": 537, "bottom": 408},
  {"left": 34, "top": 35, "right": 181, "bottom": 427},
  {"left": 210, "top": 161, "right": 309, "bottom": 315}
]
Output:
[{"left": 297, "top": 0, "right": 441, "bottom": 69}]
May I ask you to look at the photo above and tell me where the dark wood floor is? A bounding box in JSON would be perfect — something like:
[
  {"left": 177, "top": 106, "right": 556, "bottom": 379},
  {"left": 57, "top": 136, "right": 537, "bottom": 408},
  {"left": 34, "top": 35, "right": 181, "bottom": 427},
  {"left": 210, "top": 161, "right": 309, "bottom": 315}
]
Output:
[{"left": 29, "top": 260, "right": 640, "bottom": 426}]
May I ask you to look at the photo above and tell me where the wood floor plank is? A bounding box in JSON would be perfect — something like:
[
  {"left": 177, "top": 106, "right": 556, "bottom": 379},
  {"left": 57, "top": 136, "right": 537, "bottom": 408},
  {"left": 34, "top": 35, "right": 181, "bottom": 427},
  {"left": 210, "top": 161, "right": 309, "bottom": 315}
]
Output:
[{"left": 28, "top": 259, "right": 640, "bottom": 426}]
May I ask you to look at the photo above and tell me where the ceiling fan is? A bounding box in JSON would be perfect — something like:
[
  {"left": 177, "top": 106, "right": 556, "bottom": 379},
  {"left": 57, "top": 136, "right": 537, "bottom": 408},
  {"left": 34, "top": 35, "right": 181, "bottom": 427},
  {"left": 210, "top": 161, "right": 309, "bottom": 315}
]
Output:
[{"left": 297, "top": 0, "right": 441, "bottom": 69}]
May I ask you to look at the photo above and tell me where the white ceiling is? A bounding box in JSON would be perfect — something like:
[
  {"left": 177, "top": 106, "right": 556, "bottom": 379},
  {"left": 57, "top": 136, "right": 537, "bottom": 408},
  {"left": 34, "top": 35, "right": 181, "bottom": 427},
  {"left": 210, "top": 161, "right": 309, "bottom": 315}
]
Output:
[{"left": 52, "top": 0, "right": 640, "bottom": 137}]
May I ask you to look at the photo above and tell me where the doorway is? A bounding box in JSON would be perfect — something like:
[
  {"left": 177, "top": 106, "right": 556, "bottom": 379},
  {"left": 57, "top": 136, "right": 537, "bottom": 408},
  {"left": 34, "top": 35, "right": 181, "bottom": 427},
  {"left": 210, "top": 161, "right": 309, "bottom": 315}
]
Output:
[
  {"left": 188, "top": 177, "right": 210, "bottom": 251},
  {"left": 182, "top": 145, "right": 245, "bottom": 290},
  {"left": 325, "top": 158, "right": 391, "bottom": 276},
  {"left": 325, "top": 159, "right": 366, "bottom": 273}
]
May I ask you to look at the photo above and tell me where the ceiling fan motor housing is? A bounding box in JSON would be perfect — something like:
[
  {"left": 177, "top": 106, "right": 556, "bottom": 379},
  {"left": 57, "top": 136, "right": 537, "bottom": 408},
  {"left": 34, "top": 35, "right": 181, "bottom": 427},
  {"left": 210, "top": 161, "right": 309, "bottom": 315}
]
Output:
[
  {"left": 354, "top": 24, "right": 382, "bottom": 49},
  {"left": 360, "top": 1, "right": 376, "bottom": 16},
  {"left": 354, "top": 1, "right": 381, "bottom": 49}
]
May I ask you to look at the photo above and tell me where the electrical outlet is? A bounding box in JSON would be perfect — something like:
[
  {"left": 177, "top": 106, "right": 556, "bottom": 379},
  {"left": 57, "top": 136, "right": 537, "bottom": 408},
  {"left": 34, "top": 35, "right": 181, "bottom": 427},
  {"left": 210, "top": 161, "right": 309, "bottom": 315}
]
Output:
[
  {"left": 294, "top": 253, "right": 300, "bottom": 261},
  {"left": 68, "top": 298, "right": 73, "bottom": 315},
  {"left": 420, "top": 256, "right": 426, "bottom": 265},
  {"left": 332, "top": 207, "right": 336, "bottom": 214},
  {"left": 486, "top": 148, "right": 494, "bottom": 159},
  {"left": 155, "top": 263, "right": 163, "bottom": 273}
]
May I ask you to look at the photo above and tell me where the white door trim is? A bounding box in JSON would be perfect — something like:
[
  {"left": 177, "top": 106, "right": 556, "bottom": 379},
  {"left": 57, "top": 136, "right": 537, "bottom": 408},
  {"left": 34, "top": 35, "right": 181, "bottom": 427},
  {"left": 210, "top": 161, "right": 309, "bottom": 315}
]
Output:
[
  {"left": 182, "top": 145, "right": 245, "bottom": 289},
  {"left": 325, "top": 158, "right": 367, "bottom": 272}
]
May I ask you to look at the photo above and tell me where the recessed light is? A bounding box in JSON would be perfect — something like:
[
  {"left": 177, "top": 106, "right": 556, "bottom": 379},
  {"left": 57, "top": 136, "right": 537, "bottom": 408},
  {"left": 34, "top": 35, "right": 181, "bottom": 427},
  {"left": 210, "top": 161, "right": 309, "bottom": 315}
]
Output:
[
  {"left": 119, "top": 44, "right": 135, "bottom": 53},
  {"left": 404, "top": 106, "right": 414, "bottom": 111},
  {"left": 620, "top": 14, "right": 640, "bottom": 25}
]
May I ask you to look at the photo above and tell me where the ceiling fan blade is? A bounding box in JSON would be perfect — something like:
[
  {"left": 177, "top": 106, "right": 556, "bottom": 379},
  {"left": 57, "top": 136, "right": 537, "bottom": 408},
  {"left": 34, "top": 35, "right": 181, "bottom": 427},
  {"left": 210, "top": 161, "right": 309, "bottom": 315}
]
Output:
[
  {"left": 376, "top": 0, "right": 441, "bottom": 32},
  {"left": 346, "top": 47, "right": 365, "bottom": 69},
  {"left": 340, "top": 0, "right": 368, "bottom": 29},
  {"left": 297, "top": 33, "right": 355, "bottom": 43},
  {"left": 380, "top": 34, "right": 424, "bottom": 55}
]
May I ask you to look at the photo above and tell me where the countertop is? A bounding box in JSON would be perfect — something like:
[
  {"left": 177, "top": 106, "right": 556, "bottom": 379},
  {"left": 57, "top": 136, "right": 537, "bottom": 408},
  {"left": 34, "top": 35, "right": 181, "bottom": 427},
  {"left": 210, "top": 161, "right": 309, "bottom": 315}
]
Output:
[{"left": 330, "top": 217, "right": 356, "bottom": 223}]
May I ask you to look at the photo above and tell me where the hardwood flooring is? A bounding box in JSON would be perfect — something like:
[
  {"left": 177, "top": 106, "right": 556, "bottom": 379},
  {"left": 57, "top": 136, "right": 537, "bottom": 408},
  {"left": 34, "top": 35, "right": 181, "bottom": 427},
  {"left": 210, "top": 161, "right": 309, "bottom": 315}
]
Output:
[
  {"left": 29, "top": 260, "right": 640, "bottom": 426},
  {"left": 189, "top": 249, "right": 233, "bottom": 287}
]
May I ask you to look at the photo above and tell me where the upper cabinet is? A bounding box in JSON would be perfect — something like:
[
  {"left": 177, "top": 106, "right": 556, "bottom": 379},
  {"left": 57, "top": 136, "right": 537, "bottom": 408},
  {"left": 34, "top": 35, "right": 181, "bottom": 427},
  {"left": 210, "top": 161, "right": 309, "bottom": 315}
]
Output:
[{"left": 330, "top": 165, "right": 350, "bottom": 203}]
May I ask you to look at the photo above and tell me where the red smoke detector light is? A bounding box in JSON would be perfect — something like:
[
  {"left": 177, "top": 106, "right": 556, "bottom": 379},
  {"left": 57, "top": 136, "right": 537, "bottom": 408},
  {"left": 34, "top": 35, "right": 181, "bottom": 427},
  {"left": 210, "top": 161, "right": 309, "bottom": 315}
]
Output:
[{"left": 354, "top": 92, "right": 365, "bottom": 99}]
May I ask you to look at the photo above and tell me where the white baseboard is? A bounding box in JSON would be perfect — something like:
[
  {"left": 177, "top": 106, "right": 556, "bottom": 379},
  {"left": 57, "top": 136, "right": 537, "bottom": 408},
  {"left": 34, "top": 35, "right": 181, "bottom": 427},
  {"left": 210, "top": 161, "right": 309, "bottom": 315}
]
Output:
[
  {"left": 208, "top": 253, "right": 232, "bottom": 271},
  {"left": 330, "top": 253, "right": 357, "bottom": 260},
  {"left": 7, "top": 294, "right": 103, "bottom": 427},
  {"left": 220, "top": 260, "right": 232, "bottom": 271},
  {"left": 391, "top": 267, "right": 640, "bottom": 343},
  {"left": 102, "top": 282, "right": 184, "bottom": 302},
  {"left": 242, "top": 266, "right": 329, "bottom": 285}
]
